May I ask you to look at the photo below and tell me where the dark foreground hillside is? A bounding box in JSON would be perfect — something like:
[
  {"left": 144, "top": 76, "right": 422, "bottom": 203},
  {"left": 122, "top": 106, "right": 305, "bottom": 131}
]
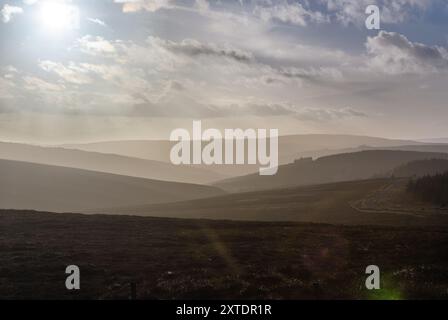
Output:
[{"left": 1, "top": 210, "right": 448, "bottom": 300}]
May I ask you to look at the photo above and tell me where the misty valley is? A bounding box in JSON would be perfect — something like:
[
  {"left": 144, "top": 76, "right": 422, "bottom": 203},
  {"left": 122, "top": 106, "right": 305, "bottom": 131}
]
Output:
[{"left": 1, "top": 136, "right": 448, "bottom": 299}]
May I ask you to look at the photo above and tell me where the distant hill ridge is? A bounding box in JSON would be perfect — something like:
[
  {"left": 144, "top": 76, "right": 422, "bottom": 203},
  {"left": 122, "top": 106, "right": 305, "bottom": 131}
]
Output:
[
  {"left": 393, "top": 159, "right": 448, "bottom": 177},
  {"left": 61, "top": 134, "right": 423, "bottom": 177},
  {"left": 0, "top": 141, "right": 225, "bottom": 184},
  {"left": 215, "top": 150, "right": 448, "bottom": 192}
]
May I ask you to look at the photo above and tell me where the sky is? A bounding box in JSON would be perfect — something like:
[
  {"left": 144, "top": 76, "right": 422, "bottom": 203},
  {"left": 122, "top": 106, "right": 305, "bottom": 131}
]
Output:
[{"left": 0, "top": 0, "right": 447, "bottom": 143}]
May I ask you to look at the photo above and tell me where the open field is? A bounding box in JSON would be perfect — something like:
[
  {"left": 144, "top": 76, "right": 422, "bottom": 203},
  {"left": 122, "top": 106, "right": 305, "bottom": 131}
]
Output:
[{"left": 1, "top": 210, "right": 448, "bottom": 300}]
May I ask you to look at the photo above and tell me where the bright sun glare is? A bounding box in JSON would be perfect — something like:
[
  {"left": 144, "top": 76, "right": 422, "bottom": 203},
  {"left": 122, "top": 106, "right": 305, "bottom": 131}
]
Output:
[{"left": 39, "top": 2, "right": 79, "bottom": 31}]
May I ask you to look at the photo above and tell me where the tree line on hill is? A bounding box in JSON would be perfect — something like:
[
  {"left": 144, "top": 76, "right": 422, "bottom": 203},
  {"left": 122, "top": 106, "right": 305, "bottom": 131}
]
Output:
[{"left": 407, "top": 172, "right": 448, "bottom": 207}]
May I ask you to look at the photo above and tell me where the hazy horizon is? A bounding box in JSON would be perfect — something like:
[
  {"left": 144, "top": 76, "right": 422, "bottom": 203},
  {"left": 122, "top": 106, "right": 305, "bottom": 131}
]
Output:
[{"left": 0, "top": 132, "right": 439, "bottom": 146}]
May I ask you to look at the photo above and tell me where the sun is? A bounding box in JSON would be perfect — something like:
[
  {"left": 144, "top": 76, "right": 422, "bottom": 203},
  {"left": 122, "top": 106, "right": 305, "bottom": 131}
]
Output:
[{"left": 39, "top": 1, "right": 80, "bottom": 32}]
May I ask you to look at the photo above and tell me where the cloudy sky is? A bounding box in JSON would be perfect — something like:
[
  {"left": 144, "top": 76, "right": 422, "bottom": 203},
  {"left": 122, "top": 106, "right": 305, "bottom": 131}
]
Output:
[{"left": 1, "top": 0, "right": 447, "bottom": 143}]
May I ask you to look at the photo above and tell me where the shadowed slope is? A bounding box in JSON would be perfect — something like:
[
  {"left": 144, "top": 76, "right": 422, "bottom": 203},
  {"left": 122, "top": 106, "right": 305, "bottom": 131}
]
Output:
[{"left": 0, "top": 159, "right": 225, "bottom": 213}]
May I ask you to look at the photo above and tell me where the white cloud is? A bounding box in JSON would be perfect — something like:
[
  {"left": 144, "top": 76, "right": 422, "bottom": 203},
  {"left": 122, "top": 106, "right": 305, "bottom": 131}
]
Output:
[
  {"left": 195, "top": 0, "right": 209, "bottom": 13},
  {"left": 112, "top": 0, "right": 432, "bottom": 27},
  {"left": 87, "top": 18, "right": 107, "bottom": 27},
  {"left": 23, "top": 76, "right": 64, "bottom": 92},
  {"left": 76, "top": 36, "right": 116, "bottom": 56},
  {"left": 1, "top": 4, "right": 23, "bottom": 23},
  {"left": 366, "top": 31, "right": 448, "bottom": 75},
  {"left": 322, "top": 0, "right": 431, "bottom": 26},
  {"left": 254, "top": 2, "right": 328, "bottom": 26},
  {"left": 39, "top": 60, "right": 93, "bottom": 85},
  {"left": 114, "top": 0, "right": 174, "bottom": 13},
  {"left": 23, "top": 0, "right": 39, "bottom": 5}
]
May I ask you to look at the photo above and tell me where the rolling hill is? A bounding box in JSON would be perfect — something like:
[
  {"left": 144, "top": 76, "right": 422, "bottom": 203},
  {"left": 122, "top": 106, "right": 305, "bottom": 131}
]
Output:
[
  {"left": 90, "top": 178, "right": 448, "bottom": 226},
  {"left": 0, "top": 159, "right": 225, "bottom": 213},
  {"left": 393, "top": 159, "right": 448, "bottom": 177},
  {"left": 293, "top": 144, "right": 448, "bottom": 160},
  {"left": 91, "top": 178, "right": 448, "bottom": 226},
  {"left": 91, "top": 179, "right": 389, "bottom": 223},
  {"left": 419, "top": 138, "right": 448, "bottom": 144},
  {"left": 62, "top": 135, "right": 421, "bottom": 177},
  {"left": 0, "top": 141, "right": 225, "bottom": 184},
  {"left": 214, "top": 150, "right": 448, "bottom": 193}
]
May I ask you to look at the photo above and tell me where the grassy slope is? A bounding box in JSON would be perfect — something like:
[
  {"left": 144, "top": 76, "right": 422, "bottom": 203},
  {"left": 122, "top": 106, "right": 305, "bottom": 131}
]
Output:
[{"left": 96, "top": 178, "right": 448, "bottom": 227}]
